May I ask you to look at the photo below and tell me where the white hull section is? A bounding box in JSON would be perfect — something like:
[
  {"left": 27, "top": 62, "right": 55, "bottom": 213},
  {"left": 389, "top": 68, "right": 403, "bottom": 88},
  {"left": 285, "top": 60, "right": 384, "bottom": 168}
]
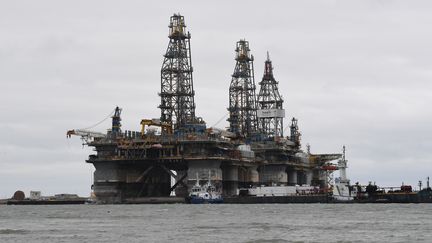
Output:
[{"left": 240, "top": 185, "right": 319, "bottom": 197}]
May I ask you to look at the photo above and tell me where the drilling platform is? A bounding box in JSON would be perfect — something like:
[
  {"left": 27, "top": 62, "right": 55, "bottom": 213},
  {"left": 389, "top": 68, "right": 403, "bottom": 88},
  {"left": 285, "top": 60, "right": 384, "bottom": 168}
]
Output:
[{"left": 68, "top": 14, "right": 341, "bottom": 204}]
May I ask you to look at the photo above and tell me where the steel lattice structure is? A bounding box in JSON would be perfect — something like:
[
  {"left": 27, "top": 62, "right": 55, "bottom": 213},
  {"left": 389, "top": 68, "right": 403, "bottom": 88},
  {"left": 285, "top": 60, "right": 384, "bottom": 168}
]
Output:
[
  {"left": 159, "top": 14, "right": 196, "bottom": 129},
  {"left": 227, "top": 40, "right": 258, "bottom": 138},
  {"left": 257, "top": 53, "right": 284, "bottom": 138},
  {"left": 290, "top": 117, "right": 301, "bottom": 149}
]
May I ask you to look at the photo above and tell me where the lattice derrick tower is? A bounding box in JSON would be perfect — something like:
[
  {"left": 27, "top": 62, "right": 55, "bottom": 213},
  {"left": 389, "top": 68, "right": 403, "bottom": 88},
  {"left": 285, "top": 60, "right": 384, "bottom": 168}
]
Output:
[
  {"left": 227, "top": 40, "right": 258, "bottom": 138},
  {"left": 257, "top": 53, "right": 284, "bottom": 138},
  {"left": 159, "top": 14, "right": 196, "bottom": 130}
]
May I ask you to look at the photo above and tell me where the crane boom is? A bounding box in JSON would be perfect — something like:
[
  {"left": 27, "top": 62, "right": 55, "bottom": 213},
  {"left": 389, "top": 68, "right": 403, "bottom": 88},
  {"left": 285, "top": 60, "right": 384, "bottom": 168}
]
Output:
[
  {"left": 66, "top": 129, "right": 106, "bottom": 139},
  {"left": 67, "top": 106, "right": 122, "bottom": 142}
]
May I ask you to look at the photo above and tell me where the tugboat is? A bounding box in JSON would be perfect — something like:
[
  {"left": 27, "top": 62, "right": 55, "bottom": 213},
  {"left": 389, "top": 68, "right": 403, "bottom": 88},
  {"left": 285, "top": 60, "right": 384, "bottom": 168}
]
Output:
[
  {"left": 333, "top": 146, "right": 356, "bottom": 201},
  {"left": 331, "top": 146, "right": 432, "bottom": 203},
  {"left": 188, "top": 172, "right": 223, "bottom": 204}
]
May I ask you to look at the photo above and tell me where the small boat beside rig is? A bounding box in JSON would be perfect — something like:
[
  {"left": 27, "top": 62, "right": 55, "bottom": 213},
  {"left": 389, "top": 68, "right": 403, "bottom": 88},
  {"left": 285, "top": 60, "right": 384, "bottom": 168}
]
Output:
[
  {"left": 188, "top": 173, "right": 223, "bottom": 204},
  {"left": 330, "top": 147, "right": 432, "bottom": 203},
  {"left": 332, "top": 181, "right": 432, "bottom": 203}
]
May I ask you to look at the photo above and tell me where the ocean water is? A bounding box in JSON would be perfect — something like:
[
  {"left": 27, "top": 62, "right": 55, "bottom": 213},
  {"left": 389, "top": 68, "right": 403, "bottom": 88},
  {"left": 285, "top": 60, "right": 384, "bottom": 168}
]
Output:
[{"left": 0, "top": 204, "right": 431, "bottom": 243}]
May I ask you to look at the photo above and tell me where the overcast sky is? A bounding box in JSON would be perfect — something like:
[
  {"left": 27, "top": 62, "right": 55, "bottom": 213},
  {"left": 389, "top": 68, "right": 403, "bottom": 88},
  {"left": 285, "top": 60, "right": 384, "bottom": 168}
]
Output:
[{"left": 1, "top": 0, "right": 432, "bottom": 198}]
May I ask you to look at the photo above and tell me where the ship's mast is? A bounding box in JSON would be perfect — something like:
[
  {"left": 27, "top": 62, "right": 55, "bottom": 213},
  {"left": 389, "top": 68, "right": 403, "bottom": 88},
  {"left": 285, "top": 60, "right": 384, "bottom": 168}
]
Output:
[
  {"left": 227, "top": 40, "right": 258, "bottom": 139},
  {"left": 257, "top": 52, "right": 285, "bottom": 138},
  {"left": 195, "top": 172, "right": 200, "bottom": 187},
  {"left": 159, "top": 14, "right": 196, "bottom": 131},
  {"left": 338, "top": 145, "right": 349, "bottom": 183}
]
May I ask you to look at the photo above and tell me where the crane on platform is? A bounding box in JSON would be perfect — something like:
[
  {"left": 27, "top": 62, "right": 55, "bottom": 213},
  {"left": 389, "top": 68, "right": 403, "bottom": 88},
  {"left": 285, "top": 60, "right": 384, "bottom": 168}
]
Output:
[
  {"left": 66, "top": 129, "right": 106, "bottom": 143},
  {"left": 67, "top": 106, "right": 122, "bottom": 144},
  {"left": 140, "top": 119, "right": 173, "bottom": 135}
]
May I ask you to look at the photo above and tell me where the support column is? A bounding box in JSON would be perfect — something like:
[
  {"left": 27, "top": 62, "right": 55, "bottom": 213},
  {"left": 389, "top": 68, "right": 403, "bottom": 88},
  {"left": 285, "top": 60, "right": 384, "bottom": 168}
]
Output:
[
  {"left": 93, "top": 162, "right": 122, "bottom": 203},
  {"left": 306, "top": 170, "right": 313, "bottom": 185},
  {"left": 288, "top": 170, "right": 297, "bottom": 186},
  {"left": 237, "top": 166, "right": 259, "bottom": 188},
  {"left": 297, "top": 171, "right": 309, "bottom": 185},
  {"left": 259, "top": 165, "right": 288, "bottom": 186},
  {"left": 238, "top": 167, "right": 247, "bottom": 188},
  {"left": 222, "top": 164, "right": 239, "bottom": 196},
  {"left": 247, "top": 166, "right": 259, "bottom": 187}
]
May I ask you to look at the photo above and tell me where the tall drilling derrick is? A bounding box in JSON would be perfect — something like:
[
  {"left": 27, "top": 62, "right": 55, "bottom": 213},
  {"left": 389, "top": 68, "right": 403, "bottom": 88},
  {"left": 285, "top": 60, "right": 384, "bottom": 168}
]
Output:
[
  {"left": 257, "top": 53, "right": 285, "bottom": 138},
  {"left": 159, "top": 14, "right": 196, "bottom": 130},
  {"left": 228, "top": 40, "right": 258, "bottom": 138}
]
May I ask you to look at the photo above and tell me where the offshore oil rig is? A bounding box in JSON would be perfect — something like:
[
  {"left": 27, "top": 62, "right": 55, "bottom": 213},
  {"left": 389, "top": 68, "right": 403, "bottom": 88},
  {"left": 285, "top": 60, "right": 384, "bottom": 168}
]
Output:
[{"left": 68, "top": 14, "right": 341, "bottom": 203}]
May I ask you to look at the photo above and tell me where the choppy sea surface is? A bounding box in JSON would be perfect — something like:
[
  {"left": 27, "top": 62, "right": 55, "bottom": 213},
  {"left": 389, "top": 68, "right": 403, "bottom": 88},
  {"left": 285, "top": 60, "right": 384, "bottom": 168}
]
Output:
[{"left": 1, "top": 204, "right": 431, "bottom": 242}]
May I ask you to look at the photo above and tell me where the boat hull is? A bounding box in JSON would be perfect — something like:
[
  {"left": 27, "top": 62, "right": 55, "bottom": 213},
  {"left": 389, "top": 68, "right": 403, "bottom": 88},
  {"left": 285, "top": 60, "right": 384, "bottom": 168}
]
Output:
[
  {"left": 224, "top": 195, "right": 329, "bottom": 204},
  {"left": 188, "top": 197, "right": 224, "bottom": 204}
]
